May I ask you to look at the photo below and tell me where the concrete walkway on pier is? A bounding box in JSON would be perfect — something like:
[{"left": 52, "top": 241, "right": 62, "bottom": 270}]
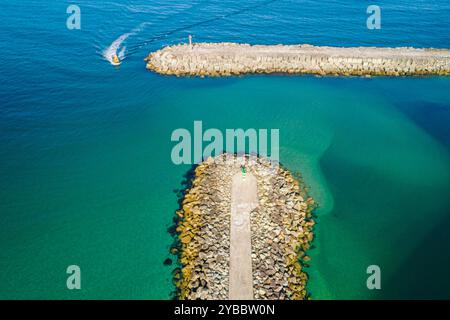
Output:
[{"left": 229, "top": 172, "right": 258, "bottom": 300}]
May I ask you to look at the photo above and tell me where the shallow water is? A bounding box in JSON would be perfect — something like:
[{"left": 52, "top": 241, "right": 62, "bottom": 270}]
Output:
[{"left": 0, "top": 0, "right": 449, "bottom": 299}]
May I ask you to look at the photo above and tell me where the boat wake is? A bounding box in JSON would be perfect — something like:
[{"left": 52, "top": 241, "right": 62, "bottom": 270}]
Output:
[
  {"left": 103, "top": 22, "right": 150, "bottom": 65},
  {"left": 102, "top": 0, "right": 278, "bottom": 65}
]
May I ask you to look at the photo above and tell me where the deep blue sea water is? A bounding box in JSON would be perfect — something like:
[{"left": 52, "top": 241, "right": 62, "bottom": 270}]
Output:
[{"left": 0, "top": 0, "right": 449, "bottom": 299}]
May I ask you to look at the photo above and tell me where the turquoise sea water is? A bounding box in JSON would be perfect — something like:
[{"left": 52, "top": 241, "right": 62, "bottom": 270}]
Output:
[{"left": 0, "top": 0, "right": 449, "bottom": 299}]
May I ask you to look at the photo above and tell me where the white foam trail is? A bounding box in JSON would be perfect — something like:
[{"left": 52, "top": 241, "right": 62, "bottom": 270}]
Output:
[
  {"left": 118, "top": 46, "right": 126, "bottom": 60},
  {"left": 103, "top": 22, "right": 150, "bottom": 65},
  {"left": 103, "top": 33, "right": 131, "bottom": 65}
]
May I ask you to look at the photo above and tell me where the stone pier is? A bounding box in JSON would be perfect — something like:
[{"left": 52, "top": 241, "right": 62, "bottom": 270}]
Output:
[
  {"left": 145, "top": 42, "right": 450, "bottom": 77},
  {"left": 173, "top": 154, "right": 316, "bottom": 300}
]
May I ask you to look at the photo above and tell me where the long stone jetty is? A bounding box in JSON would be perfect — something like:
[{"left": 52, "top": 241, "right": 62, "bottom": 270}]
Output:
[
  {"left": 172, "top": 154, "right": 315, "bottom": 300},
  {"left": 145, "top": 42, "right": 450, "bottom": 77}
]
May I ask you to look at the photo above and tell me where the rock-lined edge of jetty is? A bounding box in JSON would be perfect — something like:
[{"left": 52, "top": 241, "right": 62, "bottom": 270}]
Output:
[
  {"left": 171, "top": 153, "right": 316, "bottom": 300},
  {"left": 145, "top": 42, "right": 450, "bottom": 77}
]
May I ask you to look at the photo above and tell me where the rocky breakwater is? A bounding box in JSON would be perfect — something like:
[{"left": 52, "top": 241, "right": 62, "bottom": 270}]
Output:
[
  {"left": 145, "top": 42, "right": 450, "bottom": 77},
  {"left": 173, "top": 154, "right": 316, "bottom": 300}
]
